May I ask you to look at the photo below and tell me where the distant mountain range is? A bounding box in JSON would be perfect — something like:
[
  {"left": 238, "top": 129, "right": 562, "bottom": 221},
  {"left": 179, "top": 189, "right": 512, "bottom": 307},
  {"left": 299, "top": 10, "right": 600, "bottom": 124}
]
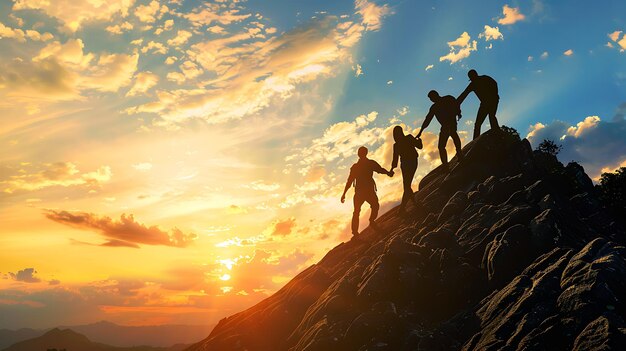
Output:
[
  {"left": 2, "top": 328, "right": 188, "bottom": 351},
  {"left": 0, "top": 321, "right": 213, "bottom": 350}
]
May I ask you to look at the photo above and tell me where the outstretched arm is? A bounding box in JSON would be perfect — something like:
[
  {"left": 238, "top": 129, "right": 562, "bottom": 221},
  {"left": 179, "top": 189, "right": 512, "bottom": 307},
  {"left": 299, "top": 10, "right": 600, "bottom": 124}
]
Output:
[
  {"left": 410, "top": 135, "right": 423, "bottom": 149},
  {"left": 457, "top": 83, "right": 473, "bottom": 105},
  {"left": 341, "top": 169, "right": 355, "bottom": 203},
  {"left": 372, "top": 160, "right": 392, "bottom": 177},
  {"left": 390, "top": 144, "right": 399, "bottom": 170},
  {"left": 416, "top": 109, "right": 435, "bottom": 138}
]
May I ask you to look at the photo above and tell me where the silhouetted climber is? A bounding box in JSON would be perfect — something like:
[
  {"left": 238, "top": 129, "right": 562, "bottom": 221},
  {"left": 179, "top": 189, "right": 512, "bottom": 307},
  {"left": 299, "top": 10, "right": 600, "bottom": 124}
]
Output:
[
  {"left": 390, "top": 126, "right": 423, "bottom": 214},
  {"left": 417, "top": 90, "right": 463, "bottom": 169},
  {"left": 341, "top": 146, "right": 393, "bottom": 236},
  {"left": 457, "top": 69, "right": 501, "bottom": 139}
]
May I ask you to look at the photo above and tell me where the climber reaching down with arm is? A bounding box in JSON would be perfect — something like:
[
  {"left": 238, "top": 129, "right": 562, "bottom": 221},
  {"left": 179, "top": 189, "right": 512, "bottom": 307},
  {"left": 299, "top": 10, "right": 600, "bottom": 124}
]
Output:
[{"left": 416, "top": 108, "right": 435, "bottom": 139}]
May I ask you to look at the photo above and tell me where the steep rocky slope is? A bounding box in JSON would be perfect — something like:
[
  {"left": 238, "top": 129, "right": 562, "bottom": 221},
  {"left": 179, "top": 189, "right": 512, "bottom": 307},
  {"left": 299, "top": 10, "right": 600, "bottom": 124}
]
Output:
[{"left": 187, "top": 130, "right": 626, "bottom": 350}]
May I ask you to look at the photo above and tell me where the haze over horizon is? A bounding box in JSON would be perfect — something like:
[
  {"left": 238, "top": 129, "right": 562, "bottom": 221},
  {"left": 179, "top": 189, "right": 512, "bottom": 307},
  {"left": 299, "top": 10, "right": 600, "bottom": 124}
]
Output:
[{"left": 1, "top": 0, "right": 625, "bottom": 329}]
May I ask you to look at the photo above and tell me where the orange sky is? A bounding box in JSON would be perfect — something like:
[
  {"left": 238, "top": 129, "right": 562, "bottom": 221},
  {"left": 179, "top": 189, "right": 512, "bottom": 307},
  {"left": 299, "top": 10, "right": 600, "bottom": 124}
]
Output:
[{"left": 2, "top": 0, "right": 625, "bottom": 329}]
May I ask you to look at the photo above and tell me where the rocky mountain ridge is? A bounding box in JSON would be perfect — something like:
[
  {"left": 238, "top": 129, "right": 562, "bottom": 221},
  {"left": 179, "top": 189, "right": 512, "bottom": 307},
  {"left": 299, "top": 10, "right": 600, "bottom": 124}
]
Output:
[{"left": 187, "top": 130, "right": 626, "bottom": 350}]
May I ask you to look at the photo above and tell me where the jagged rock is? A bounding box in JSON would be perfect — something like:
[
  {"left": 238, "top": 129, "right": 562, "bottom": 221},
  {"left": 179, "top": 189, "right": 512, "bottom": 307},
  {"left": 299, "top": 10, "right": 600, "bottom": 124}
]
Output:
[
  {"left": 186, "top": 130, "right": 626, "bottom": 351},
  {"left": 572, "top": 315, "right": 626, "bottom": 350},
  {"left": 483, "top": 224, "right": 533, "bottom": 285}
]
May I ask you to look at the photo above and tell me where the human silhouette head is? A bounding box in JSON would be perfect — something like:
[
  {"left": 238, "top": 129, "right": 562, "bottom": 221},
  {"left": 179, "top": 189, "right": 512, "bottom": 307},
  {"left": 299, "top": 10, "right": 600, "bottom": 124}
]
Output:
[
  {"left": 357, "top": 146, "right": 368, "bottom": 159},
  {"left": 393, "top": 125, "right": 404, "bottom": 142},
  {"left": 468, "top": 69, "right": 478, "bottom": 81},
  {"left": 428, "top": 90, "right": 440, "bottom": 102}
]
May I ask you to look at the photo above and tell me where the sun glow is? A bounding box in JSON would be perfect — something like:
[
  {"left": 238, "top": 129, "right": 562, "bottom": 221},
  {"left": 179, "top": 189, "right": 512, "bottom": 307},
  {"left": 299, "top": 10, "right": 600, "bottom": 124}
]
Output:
[{"left": 219, "top": 274, "right": 231, "bottom": 281}]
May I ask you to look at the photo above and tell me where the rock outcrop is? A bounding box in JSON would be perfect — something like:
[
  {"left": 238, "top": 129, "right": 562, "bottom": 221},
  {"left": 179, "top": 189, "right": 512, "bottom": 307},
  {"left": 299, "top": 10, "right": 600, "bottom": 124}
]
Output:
[{"left": 187, "top": 130, "right": 626, "bottom": 351}]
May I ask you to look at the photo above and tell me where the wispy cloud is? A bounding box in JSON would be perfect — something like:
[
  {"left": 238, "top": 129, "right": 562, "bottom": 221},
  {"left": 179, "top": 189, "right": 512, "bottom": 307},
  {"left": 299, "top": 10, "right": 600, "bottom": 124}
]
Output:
[
  {"left": 12, "top": 0, "right": 135, "bottom": 32},
  {"left": 45, "top": 211, "right": 197, "bottom": 248},
  {"left": 0, "top": 162, "right": 112, "bottom": 194}
]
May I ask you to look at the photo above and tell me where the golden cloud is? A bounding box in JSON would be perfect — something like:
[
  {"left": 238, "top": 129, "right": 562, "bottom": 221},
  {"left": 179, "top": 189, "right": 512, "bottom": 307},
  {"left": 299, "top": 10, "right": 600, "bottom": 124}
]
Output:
[
  {"left": 1, "top": 162, "right": 112, "bottom": 194},
  {"left": 13, "top": 0, "right": 136, "bottom": 31},
  {"left": 498, "top": 5, "right": 525, "bottom": 25},
  {"left": 45, "top": 210, "right": 197, "bottom": 248}
]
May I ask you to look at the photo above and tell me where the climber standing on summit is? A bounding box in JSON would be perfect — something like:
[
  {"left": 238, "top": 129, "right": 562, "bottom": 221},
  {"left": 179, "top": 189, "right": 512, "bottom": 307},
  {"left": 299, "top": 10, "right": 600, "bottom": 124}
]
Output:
[
  {"left": 389, "top": 126, "right": 422, "bottom": 215},
  {"left": 457, "top": 69, "right": 501, "bottom": 139},
  {"left": 416, "top": 90, "right": 463, "bottom": 170},
  {"left": 341, "top": 146, "right": 393, "bottom": 236}
]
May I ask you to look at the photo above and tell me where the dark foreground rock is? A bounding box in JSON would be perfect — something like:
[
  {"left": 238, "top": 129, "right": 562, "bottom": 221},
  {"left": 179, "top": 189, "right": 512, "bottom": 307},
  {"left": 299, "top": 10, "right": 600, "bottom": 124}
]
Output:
[{"left": 187, "top": 130, "right": 626, "bottom": 351}]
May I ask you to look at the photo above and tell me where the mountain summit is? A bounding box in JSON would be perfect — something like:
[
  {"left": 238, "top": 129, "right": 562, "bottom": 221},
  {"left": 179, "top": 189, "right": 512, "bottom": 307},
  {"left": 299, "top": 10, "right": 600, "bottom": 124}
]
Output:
[{"left": 187, "top": 130, "right": 626, "bottom": 350}]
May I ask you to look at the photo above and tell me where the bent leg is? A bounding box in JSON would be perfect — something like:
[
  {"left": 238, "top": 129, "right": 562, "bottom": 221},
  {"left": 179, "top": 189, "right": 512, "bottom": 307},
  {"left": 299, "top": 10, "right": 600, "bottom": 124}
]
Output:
[
  {"left": 366, "top": 192, "right": 380, "bottom": 223},
  {"left": 474, "top": 104, "right": 488, "bottom": 140},
  {"left": 451, "top": 131, "right": 463, "bottom": 159}
]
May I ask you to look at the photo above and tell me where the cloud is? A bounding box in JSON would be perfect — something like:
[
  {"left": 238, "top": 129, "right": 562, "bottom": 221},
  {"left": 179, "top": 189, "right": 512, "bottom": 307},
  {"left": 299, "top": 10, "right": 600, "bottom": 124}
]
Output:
[
  {"left": 0, "top": 22, "right": 53, "bottom": 42},
  {"left": 208, "top": 25, "right": 225, "bottom": 34},
  {"left": 280, "top": 111, "right": 387, "bottom": 208},
  {"left": 126, "top": 71, "right": 159, "bottom": 97},
  {"left": 563, "top": 49, "right": 573, "bottom": 56},
  {"left": 541, "top": 51, "right": 549, "bottom": 59},
  {"left": 0, "top": 57, "right": 79, "bottom": 101},
  {"left": 34, "top": 39, "right": 95, "bottom": 68},
  {"left": 607, "top": 30, "right": 626, "bottom": 52},
  {"left": 498, "top": 5, "right": 525, "bottom": 25},
  {"left": 0, "top": 162, "right": 112, "bottom": 194},
  {"left": 134, "top": 0, "right": 168, "bottom": 23},
  {"left": 439, "top": 32, "right": 477, "bottom": 64},
  {"left": 609, "top": 31, "right": 622, "bottom": 42},
  {"left": 12, "top": 0, "right": 135, "bottom": 31},
  {"left": 163, "top": 19, "right": 174, "bottom": 31},
  {"left": 9, "top": 268, "right": 41, "bottom": 283},
  {"left": 265, "top": 217, "right": 297, "bottom": 236},
  {"left": 425, "top": 64, "right": 434, "bottom": 71},
  {"left": 355, "top": 0, "right": 392, "bottom": 31},
  {"left": 1, "top": 39, "right": 138, "bottom": 102},
  {"left": 353, "top": 63, "right": 363, "bottom": 77},
  {"left": 106, "top": 21, "right": 134, "bottom": 34},
  {"left": 285, "top": 111, "right": 381, "bottom": 175},
  {"left": 128, "top": 13, "right": 380, "bottom": 125},
  {"left": 480, "top": 25, "right": 503, "bottom": 41},
  {"left": 45, "top": 211, "right": 197, "bottom": 248},
  {"left": 167, "top": 30, "right": 193, "bottom": 47},
  {"left": 184, "top": 3, "right": 251, "bottom": 27},
  {"left": 0, "top": 276, "right": 175, "bottom": 329},
  {"left": 141, "top": 41, "right": 167, "bottom": 54},
  {"left": 82, "top": 53, "right": 139, "bottom": 92},
  {"left": 526, "top": 115, "right": 626, "bottom": 179}
]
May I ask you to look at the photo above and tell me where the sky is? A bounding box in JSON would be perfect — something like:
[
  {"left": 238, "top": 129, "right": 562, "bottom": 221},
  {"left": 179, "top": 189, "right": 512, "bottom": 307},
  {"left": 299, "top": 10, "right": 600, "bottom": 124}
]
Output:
[{"left": 1, "top": 0, "right": 625, "bottom": 329}]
